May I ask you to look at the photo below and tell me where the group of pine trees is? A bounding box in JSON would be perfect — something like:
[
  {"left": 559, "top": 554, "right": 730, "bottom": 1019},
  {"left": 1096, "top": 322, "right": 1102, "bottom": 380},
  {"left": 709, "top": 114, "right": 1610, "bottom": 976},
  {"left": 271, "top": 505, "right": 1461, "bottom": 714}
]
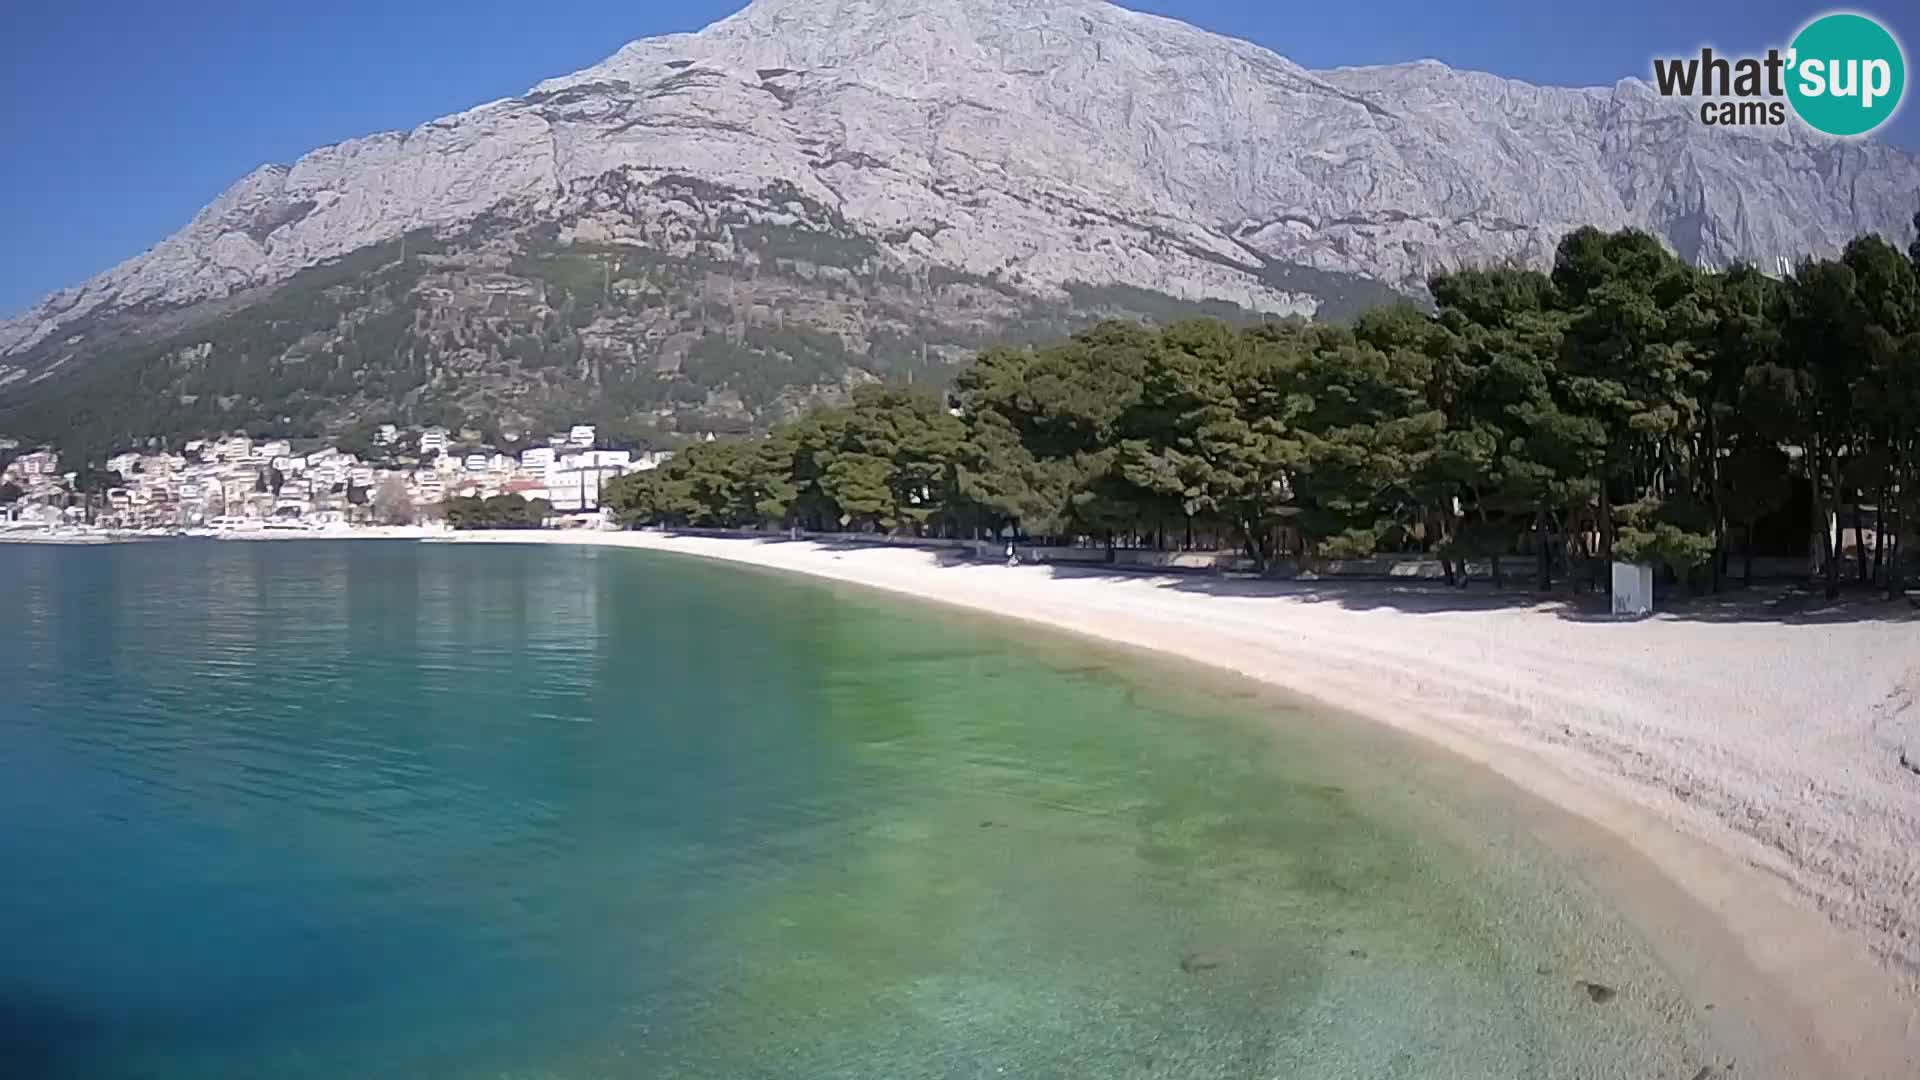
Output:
[
  {"left": 443, "top": 493, "right": 551, "bottom": 530},
  {"left": 604, "top": 224, "right": 1920, "bottom": 599}
]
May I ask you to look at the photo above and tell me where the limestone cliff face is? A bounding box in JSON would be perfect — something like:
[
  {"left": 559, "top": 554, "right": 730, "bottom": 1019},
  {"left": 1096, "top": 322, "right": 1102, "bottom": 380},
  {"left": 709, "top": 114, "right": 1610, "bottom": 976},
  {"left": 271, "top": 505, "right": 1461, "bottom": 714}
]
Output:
[{"left": 4, "top": 0, "right": 1917, "bottom": 356}]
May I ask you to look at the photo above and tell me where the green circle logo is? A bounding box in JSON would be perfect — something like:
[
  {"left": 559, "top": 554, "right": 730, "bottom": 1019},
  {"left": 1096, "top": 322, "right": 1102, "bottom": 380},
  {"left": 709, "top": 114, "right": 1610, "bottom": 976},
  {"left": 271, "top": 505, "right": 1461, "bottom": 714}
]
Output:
[{"left": 1786, "top": 12, "right": 1906, "bottom": 136}]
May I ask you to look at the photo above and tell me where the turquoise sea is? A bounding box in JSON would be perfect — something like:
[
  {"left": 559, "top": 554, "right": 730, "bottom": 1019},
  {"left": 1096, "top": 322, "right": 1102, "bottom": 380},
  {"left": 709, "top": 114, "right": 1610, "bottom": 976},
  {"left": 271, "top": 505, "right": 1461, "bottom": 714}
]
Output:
[{"left": 0, "top": 540, "right": 1723, "bottom": 1078}]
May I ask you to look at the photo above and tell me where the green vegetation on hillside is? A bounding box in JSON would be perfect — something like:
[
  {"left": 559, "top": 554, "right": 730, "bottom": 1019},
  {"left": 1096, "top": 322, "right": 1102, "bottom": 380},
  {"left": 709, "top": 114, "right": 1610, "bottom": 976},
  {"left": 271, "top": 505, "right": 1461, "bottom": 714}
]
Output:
[{"left": 0, "top": 176, "right": 1407, "bottom": 457}]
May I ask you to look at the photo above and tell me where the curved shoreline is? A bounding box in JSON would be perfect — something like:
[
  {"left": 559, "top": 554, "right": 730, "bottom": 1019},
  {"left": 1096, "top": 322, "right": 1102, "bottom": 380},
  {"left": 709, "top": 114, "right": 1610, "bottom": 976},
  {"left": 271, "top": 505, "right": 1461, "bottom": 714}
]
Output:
[
  {"left": 19, "top": 527, "right": 1906, "bottom": 1068},
  {"left": 431, "top": 528, "right": 1917, "bottom": 1075}
]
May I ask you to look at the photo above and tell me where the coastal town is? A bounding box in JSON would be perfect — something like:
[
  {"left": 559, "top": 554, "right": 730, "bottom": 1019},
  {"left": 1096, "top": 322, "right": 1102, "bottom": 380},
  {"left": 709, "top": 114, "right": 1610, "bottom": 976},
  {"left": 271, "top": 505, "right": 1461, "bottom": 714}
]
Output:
[{"left": 0, "top": 424, "right": 672, "bottom": 534}]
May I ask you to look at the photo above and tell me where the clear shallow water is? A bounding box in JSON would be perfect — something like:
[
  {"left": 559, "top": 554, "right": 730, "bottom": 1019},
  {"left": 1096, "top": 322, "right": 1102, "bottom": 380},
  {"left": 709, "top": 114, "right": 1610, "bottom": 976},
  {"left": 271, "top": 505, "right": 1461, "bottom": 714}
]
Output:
[{"left": 0, "top": 541, "right": 1717, "bottom": 1078}]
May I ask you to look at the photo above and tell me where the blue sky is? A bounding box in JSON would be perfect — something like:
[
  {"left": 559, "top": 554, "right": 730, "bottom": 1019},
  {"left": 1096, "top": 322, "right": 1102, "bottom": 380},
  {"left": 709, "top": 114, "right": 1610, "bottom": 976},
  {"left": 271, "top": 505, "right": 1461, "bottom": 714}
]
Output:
[{"left": 3, "top": 0, "right": 1915, "bottom": 317}]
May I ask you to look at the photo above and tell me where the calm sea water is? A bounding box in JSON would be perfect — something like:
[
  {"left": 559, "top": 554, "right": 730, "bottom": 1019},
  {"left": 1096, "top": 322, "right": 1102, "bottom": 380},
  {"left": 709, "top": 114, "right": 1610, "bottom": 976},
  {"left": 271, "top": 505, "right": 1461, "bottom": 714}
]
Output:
[{"left": 0, "top": 540, "right": 1715, "bottom": 1078}]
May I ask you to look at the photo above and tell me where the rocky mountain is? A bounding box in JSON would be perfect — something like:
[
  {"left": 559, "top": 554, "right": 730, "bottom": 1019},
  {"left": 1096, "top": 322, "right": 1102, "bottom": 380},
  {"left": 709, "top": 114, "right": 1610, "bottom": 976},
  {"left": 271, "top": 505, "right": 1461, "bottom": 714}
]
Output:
[{"left": 4, "top": 0, "right": 1917, "bottom": 450}]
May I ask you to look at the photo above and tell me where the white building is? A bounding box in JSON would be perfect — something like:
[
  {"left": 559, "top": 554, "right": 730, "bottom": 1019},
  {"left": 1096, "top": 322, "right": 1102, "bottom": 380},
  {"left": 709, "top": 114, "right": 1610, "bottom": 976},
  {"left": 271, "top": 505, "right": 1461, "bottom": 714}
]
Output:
[
  {"left": 520, "top": 446, "right": 556, "bottom": 474},
  {"left": 213, "top": 435, "right": 253, "bottom": 463},
  {"left": 547, "top": 468, "right": 609, "bottom": 512},
  {"left": 463, "top": 453, "right": 491, "bottom": 473},
  {"left": 374, "top": 424, "right": 399, "bottom": 446},
  {"left": 4, "top": 450, "right": 60, "bottom": 486},
  {"left": 568, "top": 424, "right": 597, "bottom": 448},
  {"left": 563, "top": 449, "right": 630, "bottom": 470},
  {"left": 548, "top": 450, "right": 631, "bottom": 512},
  {"left": 220, "top": 477, "right": 254, "bottom": 514},
  {"left": 307, "top": 459, "right": 347, "bottom": 487},
  {"left": 419, "top": 427, "right": 450, "bottom": 456}
]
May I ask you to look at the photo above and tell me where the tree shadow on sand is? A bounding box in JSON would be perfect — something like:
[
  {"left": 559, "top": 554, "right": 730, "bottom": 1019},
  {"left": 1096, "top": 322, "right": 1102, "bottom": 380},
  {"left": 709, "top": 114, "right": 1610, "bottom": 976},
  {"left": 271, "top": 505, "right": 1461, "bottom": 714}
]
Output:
[
  {"left": 985, "top": 558, "right": 1918, "bottom": 626},
  {"left": 653, "top": 532, "right": 1918, "bottom": 627}
]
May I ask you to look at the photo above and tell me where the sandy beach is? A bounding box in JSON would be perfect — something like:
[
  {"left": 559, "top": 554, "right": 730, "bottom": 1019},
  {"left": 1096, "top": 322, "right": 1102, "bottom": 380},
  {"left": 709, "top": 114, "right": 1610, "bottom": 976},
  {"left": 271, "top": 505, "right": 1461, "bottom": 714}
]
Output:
[{"left": 427, "top": 527, "right": 1920, "bottom": 1072}]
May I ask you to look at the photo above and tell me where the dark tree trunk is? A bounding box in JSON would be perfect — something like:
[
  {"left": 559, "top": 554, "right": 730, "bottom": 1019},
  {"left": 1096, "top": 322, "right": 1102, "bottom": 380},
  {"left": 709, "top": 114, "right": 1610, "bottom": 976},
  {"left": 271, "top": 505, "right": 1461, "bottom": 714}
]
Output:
[
  {"left": 1535, "top": 510, "right": 1552, "bottom": 592},
  {"left": 1708, "top": 411, "right": 1725, "bottom": 594},
  {"left": 1469, "top": 492, "right": 1504, "bottom": 589},
  {"left": 1851, "top": 497, "right": 1870, "bottom": 584},
  {"left": 1890, "top": 445, "right": 1909, "bottom": 600},
  {"left": 1820, "top": 446, "right": 1841, "bottom": 601},
  {"left": 1440, "top": 503, "right": 1457, "bottom": 586},
  {"left": 1596, "top": 472, "right": 1614, "bottom": 597},
  {"left": 1872, "top": 486, "right": 1886, "bottom": 586}
]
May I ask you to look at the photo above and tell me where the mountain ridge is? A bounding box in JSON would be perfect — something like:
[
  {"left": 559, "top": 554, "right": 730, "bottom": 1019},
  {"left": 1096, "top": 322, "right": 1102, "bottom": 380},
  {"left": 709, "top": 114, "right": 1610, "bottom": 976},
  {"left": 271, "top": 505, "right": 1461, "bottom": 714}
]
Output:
[
  {"left": 2, "top": 0, "right": 1917, "bottom": 443},
  {"left": 7, "top": 0, "right": 1918, "bottom": 356}
]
